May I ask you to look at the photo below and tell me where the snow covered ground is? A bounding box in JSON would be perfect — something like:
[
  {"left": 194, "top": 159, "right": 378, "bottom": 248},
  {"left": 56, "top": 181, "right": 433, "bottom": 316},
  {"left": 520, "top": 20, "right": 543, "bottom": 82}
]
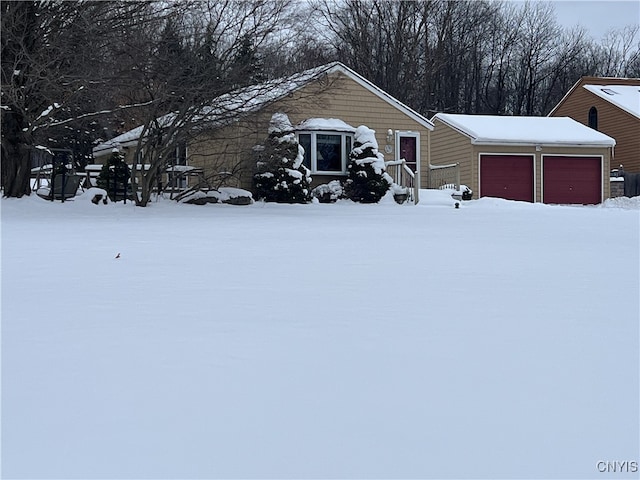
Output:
[{"left": 2, "top": 190, "right": 639, "bottom": 479}]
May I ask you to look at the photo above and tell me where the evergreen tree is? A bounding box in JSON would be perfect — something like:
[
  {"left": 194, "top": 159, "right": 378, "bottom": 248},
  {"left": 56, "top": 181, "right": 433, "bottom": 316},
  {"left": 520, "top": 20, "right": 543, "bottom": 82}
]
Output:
[
  {"left": 254, "top": 113, "right": 312, "bottom": 204},
  {"left": 97, "top": 150, "right": 131, "bottom": 201},
  {"left": 231, "top": 33, "right": 265, "bottom": 88},
  {"left": 344, "top": 126, "right": 390, "bottom": 203}
]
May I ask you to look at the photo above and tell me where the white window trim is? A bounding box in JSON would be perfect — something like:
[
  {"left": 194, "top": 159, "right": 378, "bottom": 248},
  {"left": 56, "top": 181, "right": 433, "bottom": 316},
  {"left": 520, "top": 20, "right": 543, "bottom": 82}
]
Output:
[
  {"left": 168, "top": 142, "right": 189, "bottom": 188},
  {"left": 170, "top": 142, "right": 188, "bottom": 166},
  {"left": 297, "top": 131, "right": 353, "bottom": 175}
]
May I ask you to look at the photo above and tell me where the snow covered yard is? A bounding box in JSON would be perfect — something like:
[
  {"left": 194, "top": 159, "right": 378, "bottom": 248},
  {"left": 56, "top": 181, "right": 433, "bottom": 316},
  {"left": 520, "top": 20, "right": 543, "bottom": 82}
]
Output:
[{"left": 2, "top": 191, "right": 639, "bottom": 479}]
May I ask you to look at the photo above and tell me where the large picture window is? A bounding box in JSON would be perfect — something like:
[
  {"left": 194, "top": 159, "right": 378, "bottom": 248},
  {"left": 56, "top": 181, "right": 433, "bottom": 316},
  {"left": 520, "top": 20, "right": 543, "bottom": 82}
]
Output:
[{"left": 297, "top": 132, "right": 352, "bottom": 174}]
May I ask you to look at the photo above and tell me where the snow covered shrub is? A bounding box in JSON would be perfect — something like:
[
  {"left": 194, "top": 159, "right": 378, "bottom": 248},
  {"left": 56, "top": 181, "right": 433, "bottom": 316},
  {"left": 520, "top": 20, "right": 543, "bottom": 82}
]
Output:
[
  {"left": 97, "top": 150, "right": 131, "bottom": 201},
  {"left": 253, "top": 113, "right": 312, "bottom": 203},
  {"left": 343, "top": 126, "right": 390, "bottom": 203},
  {"left": 312, "top": 180, "right": 343, "bottom": 203}
]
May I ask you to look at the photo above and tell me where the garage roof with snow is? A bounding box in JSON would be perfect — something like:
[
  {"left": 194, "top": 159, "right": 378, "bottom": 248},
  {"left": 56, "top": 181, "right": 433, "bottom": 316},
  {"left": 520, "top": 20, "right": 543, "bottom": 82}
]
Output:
[{"left": 433, "top": 113, "right": 616, "bottom": 147}]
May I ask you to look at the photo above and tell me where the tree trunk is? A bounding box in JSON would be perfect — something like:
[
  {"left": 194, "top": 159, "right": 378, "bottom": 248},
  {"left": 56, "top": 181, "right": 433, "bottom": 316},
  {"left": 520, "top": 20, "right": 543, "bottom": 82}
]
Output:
[
  {"left": 1, "top": 113, "right": 33, "bottom": 198},
  {"left": 5, "top": 145, "right": 33, "bottom": 198}
]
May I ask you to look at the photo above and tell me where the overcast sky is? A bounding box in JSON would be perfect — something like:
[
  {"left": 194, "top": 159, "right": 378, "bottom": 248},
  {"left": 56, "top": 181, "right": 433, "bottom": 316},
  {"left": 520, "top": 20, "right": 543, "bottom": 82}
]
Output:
[{"left": 535, "top": 0, "right": 640, "bottom": 39}]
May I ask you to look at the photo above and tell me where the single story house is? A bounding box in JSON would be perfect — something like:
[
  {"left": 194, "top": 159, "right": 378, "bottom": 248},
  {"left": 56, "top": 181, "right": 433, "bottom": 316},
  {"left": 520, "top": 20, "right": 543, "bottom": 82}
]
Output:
[
  {"left": 92, "top": 62, "right": 434, "bottom": 197},
  {"left": 430, "top": 113, "right": 616, "bottom": 204},
  {"left": 548, "top": 76, "right": 640, "bottom": 174}
]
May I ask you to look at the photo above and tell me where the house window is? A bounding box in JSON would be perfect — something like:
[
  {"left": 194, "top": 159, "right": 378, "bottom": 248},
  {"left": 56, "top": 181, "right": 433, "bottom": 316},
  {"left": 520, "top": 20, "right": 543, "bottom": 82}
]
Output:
[
  {"left": 167, "top": 142, "right": 188, "bottom": 188},
  {"left": 588, "top": 107, "right": 598, "bottom": 130},
  {"left": 134, "top": 148, "right": 144, "bottom": 164},
  {"left": 297, "top": 132, "right": 353, "bottom": 174},
  {"left": 168, "top": 142, "right": 187, "bottom": 167}
]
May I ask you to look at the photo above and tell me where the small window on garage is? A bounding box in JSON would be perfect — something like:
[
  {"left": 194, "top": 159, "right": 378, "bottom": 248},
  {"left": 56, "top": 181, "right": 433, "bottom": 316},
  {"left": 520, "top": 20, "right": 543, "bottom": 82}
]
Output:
[{"left": 588, "top": 106, "right": 598, "bottom": 130}]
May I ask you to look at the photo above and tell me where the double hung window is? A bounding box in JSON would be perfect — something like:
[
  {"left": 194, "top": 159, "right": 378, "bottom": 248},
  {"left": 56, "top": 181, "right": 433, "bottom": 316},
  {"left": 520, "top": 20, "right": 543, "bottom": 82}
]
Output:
[{"left": 167, "top": 142, "right": 188, "bottom": 188}]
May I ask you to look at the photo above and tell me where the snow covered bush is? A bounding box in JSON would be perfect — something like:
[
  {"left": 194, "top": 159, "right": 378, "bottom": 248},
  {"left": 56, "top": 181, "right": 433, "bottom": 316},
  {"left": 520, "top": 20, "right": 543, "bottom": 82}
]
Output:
[
  {"left": 253, "top": 113, "right": 312, "bottom": 203},
  {"left": 343, "top": 126, "right": 390, "bottom": 203},
  {"left": 96, "top": 150, "right": 131, "bottom": 202},
  {"left": 312, "top": 180, "right": 343, "bottom": 203}
]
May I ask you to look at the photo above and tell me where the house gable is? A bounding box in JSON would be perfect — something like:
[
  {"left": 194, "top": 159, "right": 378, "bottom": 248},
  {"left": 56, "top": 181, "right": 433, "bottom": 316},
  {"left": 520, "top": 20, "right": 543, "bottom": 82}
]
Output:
[
  {"left": 202, "top": 70, "right": 434, "bottom": 190},
  {"left": 548, "top": 76, "right": 640, "bottom": 117},
  {"left": 582, "top": 85, "right": 640, "bottom": 119},
  {"left": 549, "top": 76, "right": 640, "bottom": 173},
  {"left": 325, "top": 64, "right": 434, "bottom": 131}
]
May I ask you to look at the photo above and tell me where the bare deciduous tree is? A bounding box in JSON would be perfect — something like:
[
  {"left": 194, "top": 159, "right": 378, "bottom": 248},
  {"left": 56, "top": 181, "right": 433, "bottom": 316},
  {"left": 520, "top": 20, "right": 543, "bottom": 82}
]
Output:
[
  {"left": 122, "top": 0, "right": 295, "bottom": 206},
  {"left": 1, "top": 1, "right": 155, "bottom": 197}
]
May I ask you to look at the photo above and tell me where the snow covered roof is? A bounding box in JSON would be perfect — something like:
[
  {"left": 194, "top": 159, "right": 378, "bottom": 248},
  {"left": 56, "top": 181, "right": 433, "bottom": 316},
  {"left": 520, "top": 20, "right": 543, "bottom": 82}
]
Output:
[
  {"left": 583, "top": 84, "right": 640, "bottom": 119},
  {"left": 295, "top": 118, "right": 356, "bottom": 132},
  {"left": 547, "top": 76, "right": 640, "bottom": 118},
  {"left": 433, "top": 113, "right": 616, "bottom": 147},
  {"left": 93, "top": 125, "right": 145, "bottom": 153},
  {"left": 93, "top": 62, "right": 433, "bottom": 156}
]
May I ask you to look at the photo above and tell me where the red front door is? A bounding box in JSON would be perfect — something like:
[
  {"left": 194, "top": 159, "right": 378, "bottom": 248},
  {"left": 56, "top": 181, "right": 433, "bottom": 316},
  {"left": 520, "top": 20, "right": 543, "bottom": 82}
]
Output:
[{"left": 399, "top": 136, "right": 417, "bottom": 173}]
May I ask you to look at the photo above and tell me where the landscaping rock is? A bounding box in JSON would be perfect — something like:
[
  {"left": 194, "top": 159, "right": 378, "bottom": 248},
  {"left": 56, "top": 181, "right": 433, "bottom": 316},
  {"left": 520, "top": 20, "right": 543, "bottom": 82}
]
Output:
[
  {"left": 184, "top": 195, "right": 218, "bottom": 205},
  {"left": 222, "top": 195, "right": 252, "bottom": 206}
]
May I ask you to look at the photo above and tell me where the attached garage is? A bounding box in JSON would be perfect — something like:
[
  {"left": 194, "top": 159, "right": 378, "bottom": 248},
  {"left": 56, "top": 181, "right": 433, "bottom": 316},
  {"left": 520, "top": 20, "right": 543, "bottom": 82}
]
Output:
[
  {"left": 429, "top": 113, "right": 616, "bottom": 204},
  {"left": 480, "top": 154, "right": 534, "bottom": 202},
  {"left": 542, "top": 155, "right": 602, "bottom": 204}
]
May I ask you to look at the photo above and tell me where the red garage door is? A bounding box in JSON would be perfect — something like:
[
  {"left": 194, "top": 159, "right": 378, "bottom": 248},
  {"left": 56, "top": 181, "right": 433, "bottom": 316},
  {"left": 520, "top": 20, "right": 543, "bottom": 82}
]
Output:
[
  {"left": 543, "top": 156, "right": 601, "bottom": 205},
  {"left": 480, "top": 155, "right": 534, "bottom": 202}
]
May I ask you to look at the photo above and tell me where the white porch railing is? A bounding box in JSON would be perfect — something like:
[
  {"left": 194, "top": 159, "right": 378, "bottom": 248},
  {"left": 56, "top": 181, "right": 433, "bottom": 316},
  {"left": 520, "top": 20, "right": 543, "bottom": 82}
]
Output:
[
  {"left": 385, "top": 159, "right": 419, "bottom": 204},
  {"left": 428, "top": 162, "right": 460, "bottom": 191}
]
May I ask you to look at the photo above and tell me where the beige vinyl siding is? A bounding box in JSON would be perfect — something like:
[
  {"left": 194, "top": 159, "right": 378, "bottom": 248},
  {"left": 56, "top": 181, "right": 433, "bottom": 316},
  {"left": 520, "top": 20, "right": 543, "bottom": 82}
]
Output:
[
  {"left": 93, "top": 70, "right": 434, "bottom": 194},
  {"left": 430, "top": 119, "right": 475, "bottom": 194},
  {"left": 188, "top": 119, "right": 265, "bottom": 191},
  {"left": 551, "top": 79, "right": 640, "bottom": 173},
  {"left": 189, "top": 71, "right": 432, "bottom": 191},
  {"left": 281, "top": 73, "right": 430, "bottom": 179}
]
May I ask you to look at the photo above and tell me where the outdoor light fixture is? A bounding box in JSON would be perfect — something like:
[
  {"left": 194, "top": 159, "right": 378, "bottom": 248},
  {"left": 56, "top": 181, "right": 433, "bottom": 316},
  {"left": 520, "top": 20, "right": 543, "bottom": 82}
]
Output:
[{"left": 386, "top": 129, "right": 394, "bottom": 144}]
